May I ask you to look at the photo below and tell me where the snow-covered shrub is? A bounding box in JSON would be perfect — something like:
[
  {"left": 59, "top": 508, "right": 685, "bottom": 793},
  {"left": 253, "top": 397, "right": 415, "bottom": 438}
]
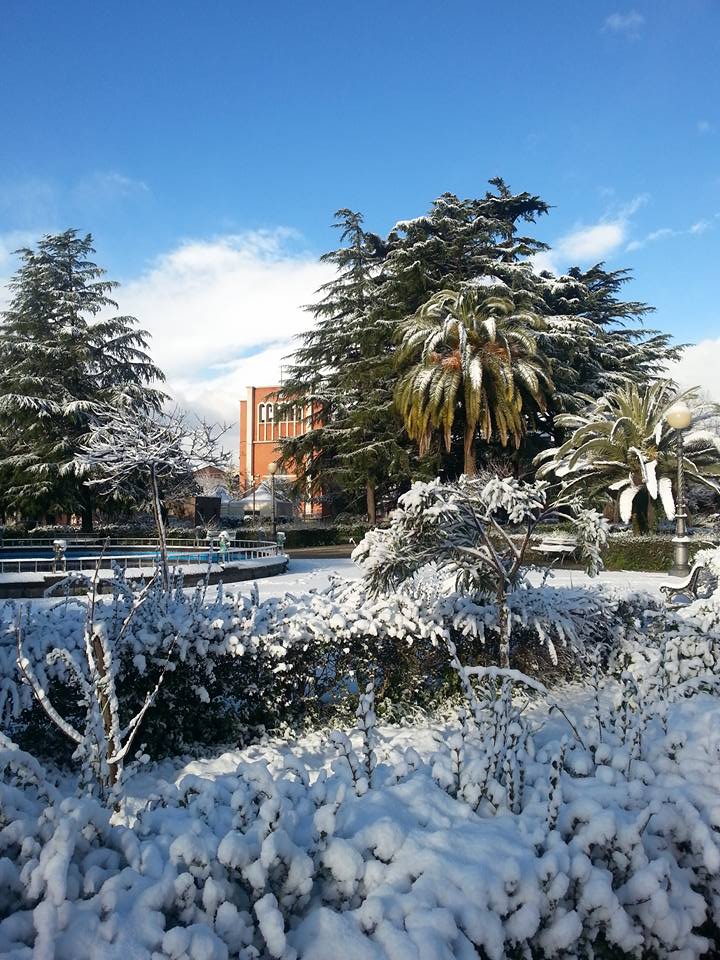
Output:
[
  {"left": 3, "top": 658, "right": 720, "bottom": 960},
  {"left": 607, "top": 566, "right": 720, "bottom": 696},
  {"left": 353, "top": 475, "right": 608, "bottom": 668},
  {"left": 2, "top": 571, "right": 334, "bottom": 777}
]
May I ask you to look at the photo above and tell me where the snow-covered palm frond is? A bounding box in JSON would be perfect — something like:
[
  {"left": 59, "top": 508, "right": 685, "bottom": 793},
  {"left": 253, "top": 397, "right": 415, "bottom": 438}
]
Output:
[
  {"left": 658, "top": 476, "right": 675, "bottom": 520},
  {"left": 619, "top": 483, "right": 640, "bottom": 523},
  {"left": 397, "top": 286, "right": 552, "bottom": 461},
  {"left": 535, "top": 381, "right": 720, "bottom": 526}
]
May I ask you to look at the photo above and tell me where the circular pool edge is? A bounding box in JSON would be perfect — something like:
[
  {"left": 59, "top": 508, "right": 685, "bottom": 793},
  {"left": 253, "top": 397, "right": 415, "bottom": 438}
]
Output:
[{"left": 0, "top": 556, "right": 289, "bottom": 599}]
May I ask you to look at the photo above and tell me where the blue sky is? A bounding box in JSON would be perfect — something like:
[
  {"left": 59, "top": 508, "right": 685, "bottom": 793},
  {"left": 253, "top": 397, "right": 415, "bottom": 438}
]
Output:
[{"left": 0, "top": 0, "right": 718, "bottom": 441}]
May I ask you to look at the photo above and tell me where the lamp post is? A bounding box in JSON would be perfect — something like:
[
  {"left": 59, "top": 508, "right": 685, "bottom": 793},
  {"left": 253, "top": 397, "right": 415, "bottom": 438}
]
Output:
[
  {"left": 267, "top": 462, "right": 277, "bottom": 542},
  {"left": 665, "top": 401, "right": 693, "bottom": 578}
]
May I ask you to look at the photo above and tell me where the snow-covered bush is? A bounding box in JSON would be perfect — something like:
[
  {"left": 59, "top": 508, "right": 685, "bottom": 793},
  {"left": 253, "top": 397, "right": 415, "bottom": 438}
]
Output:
[
  {"left": 352, "top": 475, "right": 608, "bottom": 668},
  {"left": 2, "top": 570, "right": 336, "bottom": 779},
  {"left": 610, "top": 584, "right": 720, "bottom": 697},
  {"left": 4, "top": 563, "right": 650, "bottom": 785},
  {"left": 3, "top": 654, "right": 720, "bottom": 959}
]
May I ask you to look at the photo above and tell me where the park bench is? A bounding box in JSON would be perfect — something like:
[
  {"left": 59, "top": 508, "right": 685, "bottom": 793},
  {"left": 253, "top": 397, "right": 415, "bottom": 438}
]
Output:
[
  {"left": 660, "top": 560, "right": 718, "bottom": 607},
  {"left": 532, "top": 534, "right": 578, "bottom": 565}
]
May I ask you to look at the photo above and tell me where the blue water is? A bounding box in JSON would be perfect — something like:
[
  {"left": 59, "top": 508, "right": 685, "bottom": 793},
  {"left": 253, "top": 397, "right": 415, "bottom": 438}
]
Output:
[
  {"left": 0, "top": 547, "right": 224, "bottom": 563},
  {"left": 0, "top": 546, "right": 217, "bottom": 560}
]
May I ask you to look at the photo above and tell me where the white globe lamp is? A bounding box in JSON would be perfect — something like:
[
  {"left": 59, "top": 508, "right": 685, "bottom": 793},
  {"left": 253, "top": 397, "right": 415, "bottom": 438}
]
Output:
[{"left": 664, "top": 401, "right": 693, "bottom": 577}]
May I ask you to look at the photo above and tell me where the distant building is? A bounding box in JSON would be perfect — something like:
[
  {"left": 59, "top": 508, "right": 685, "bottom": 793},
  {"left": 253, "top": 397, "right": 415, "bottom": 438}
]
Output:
[
  {"left": 239, "top": 386, "right": 321, "bottom": 517},
  {"left": 193, "top": 465, "right": 229, "bottom": 498}
]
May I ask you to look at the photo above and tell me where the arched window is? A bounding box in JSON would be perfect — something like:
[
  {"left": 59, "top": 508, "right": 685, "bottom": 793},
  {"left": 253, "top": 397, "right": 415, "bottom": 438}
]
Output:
[
  {"left": 258, "top": 403, "right": 265, "bottom": 423},
  {"left": 266, "top": 403, "right": 274, "bottom": 422}
]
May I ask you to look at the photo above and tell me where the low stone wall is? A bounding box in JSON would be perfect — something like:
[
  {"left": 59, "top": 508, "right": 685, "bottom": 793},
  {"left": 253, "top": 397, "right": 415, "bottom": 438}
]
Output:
[{"left": 0, "top": 556, "right": 289, "bottom": 599}]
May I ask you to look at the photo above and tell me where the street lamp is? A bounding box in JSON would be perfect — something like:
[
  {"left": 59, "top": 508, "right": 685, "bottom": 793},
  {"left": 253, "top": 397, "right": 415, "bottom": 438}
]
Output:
[
  {"left": 665, "top": 401, "right": 693, "bottom": 578},
  {"left": 267, "top": 462, "right": 278, "bottom": 542}
]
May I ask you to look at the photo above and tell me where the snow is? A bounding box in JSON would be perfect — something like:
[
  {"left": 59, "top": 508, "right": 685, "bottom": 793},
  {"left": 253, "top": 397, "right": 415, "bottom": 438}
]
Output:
[
  {"left": 242, "top": 557, "right": 669, "bottom": 600},
  {"left": 4, "top": 534, "right": 720, "bottom": 958},
  {"left": 5, "top": 667, "right": 720, "bottom": 959}
]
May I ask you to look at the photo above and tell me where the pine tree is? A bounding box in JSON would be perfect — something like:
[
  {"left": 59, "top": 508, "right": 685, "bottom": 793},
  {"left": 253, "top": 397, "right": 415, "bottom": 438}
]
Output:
[
  {"left": 382, "top": 179, "right": 550, "bottom": 315},
  {"left": 0, "top": 230, "right": 166, "bottom": 529},
  {"left": 538, "top": 263, "right": 682, "bottom": 416},
  {"left": 277, "top": 210, "right": 415, "bottom": 522},
  {"left": 279, "top": 182, "right": 683, "bottom": 506}
]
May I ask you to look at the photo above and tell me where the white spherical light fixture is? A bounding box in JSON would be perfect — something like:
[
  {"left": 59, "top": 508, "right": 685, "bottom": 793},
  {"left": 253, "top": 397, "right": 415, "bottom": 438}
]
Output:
[
  {"left": 665, "top": 402, "right": 692, "bottom": 431},
  {"left": 267, "top": 462, "right": 278, "bottom": 476}
]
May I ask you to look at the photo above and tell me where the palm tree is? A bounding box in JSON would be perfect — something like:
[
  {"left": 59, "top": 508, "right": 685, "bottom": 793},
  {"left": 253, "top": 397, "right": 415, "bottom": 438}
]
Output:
[
  {"left": 395, "top": 287, "right": 552, "bottom": 476},
  {"left": 535, "top": 380, "right": 720, "bottom": 532}
]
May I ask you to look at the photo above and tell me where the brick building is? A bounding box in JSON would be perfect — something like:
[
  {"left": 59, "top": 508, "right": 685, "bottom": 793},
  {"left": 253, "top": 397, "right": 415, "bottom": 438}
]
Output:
[{"left": 239, "top": 386, "right": 320, "bottom": 517}]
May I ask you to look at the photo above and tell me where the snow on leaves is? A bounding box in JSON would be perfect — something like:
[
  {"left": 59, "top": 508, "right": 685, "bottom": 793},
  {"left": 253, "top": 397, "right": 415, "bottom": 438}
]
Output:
[{"left": 2, "top": 651, "right": 720, "bottom": 959}]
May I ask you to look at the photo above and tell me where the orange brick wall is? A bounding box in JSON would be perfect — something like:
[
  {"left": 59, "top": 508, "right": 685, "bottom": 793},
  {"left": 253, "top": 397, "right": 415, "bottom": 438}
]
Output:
[{"left": 239, "top": 386, "right": 321, "bottom": 515}]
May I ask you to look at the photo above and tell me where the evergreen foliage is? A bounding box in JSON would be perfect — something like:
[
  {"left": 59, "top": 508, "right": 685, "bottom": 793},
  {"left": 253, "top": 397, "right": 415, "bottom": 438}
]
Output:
[
  {"left": 0, "top": 230, "right": 165, "bottom": 528},
  {"left": 278, "top": 182, "right": 679, "bottom": 511},
  {"left": 538, "top": 264, "right": 683, "bottom": 418},
  {"left": 277, "top": 210, "right": 413, "bottom": 523}
]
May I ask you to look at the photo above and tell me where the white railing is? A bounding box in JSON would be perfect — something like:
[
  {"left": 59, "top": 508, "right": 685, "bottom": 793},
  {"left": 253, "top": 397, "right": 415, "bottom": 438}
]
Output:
[
  {"left": 0, "top": 544, "right": 282, "bottom": 575},
  {"left": 0, "top": 535, "right": 278, "bottom": 549}
]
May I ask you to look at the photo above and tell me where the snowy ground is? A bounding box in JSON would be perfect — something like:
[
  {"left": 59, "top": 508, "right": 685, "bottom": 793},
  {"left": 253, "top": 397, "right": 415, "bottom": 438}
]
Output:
[
  {"left": 4, "top": 556, "right": 717, "bottom": 958},
  {"left": 0, "top": 554, "right": 672, "bottom": 605},
  {"left": 5, "top": 672, "right": 718, "bottom": 959},
  {"left": 235, "top": 556, "right": 671, "bottom": 601}
]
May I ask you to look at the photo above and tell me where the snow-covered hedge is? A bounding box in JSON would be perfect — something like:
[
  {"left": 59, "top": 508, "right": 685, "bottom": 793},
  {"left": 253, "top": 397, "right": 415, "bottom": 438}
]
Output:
[
  {"left": 599, "top": 532, "right": 720, "bottom": 573},
  {"left": 2, "top": 652, "right": 719, "bottom": 960},
  {"left": 2, "top": 563, "right": 646, "bottom": 775},
  {"left": 1, "top": 573, "right": 339, "bottom": 768}
]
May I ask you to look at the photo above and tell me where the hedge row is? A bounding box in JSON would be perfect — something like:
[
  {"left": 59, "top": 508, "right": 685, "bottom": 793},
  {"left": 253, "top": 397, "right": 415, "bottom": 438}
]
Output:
[
  {"left": 523, "top": 534, "right": 718, "bottom": 573},
  {"left": 281, "top": 524, "right": 369, "bottom": 549},
  {"left": 602, "top": 535, "right": 717, "bottom": 572}
]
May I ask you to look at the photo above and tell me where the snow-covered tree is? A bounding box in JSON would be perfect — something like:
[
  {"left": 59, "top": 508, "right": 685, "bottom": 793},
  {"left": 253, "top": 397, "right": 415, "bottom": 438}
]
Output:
[
  {"left": 535, "top": 380, "right": 720, "bottom": 532},
  {"left": 538, "top": 264, "right": 681, "bottom": 415},
  {"left": 15, "top": 567, "right": 173, "bottom": 796},
  {"left": 0, "top": 230, "right": 166, "bottom": 529},
  {"left": 353, "top": 475, "right": 608, "bottom": 668},
  {"left": 76, "top": 406, "right": 229, "bottom": 589},
  {"left": 396, "top": 287, "right": 552, "bottom": 475},
  {"left": 277, "top": 209, "right": 414, "bottom": 523},
  {"left": 280, "top": 183, "right": 679, "bottom": 494}
]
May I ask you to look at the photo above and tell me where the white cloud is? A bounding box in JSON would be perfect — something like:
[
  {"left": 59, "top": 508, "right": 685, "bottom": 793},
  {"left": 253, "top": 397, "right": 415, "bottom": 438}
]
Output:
[
  {"left": 603, "top": 10, "right": 645, "bottom": 36},
  {"left": 690, "top": 220, "right": 710, "bottom": 234},
  {"left": 556, "top": 222, "right": 626, "bottom": 261},
  {"left": 625, "top": 219, "right": 713, "bottom": 252},
  {"left": 73, "top": 171, "right": 149, "bottom": 207},
  {"left": 533, "top": 193, "right": 650, "bottom": 275},
  {"left": 112, "top": 229, "right": 332, "bottom": 458},
  {"left": 626, "top": 228, "right": 673, "bottom": 252},
  {"left": 671, "top": 338, "right": 720, "bottom": 403},
  {"left": 697, "top": 120, "right": 714, "bottom": 135},
  {"left": 533, "top": 219, "right": 627, "bottom": 274}
]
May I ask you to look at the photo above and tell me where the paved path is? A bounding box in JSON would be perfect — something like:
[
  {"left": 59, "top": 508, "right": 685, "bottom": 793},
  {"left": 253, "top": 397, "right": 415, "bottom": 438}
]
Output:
[{"left": 235, "top": 558, "right": 670, "bottom": 601}]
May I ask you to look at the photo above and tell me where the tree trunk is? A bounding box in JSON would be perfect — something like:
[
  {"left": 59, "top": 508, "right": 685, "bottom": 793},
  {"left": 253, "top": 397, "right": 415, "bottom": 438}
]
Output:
[
  {"left": 463, "top": 424, "right": 476, "bottom": 477},
  {"left": 150, "top": 465, "right": 169, "bottom": 591},
  {"left": 366, "top": 480, "right": 376, "bottom": 526},
  {"left": 631, "top": 487, "right": 650, "bottom": 535},
  {"left": 90, "top": 633, "right": 120, "bottom": 788},
  {"left": 497, "top": 586, "right": 510, "bottom": 669},
  {"left": 81, "top": 491, "right": 94, "bottom": 533}
]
